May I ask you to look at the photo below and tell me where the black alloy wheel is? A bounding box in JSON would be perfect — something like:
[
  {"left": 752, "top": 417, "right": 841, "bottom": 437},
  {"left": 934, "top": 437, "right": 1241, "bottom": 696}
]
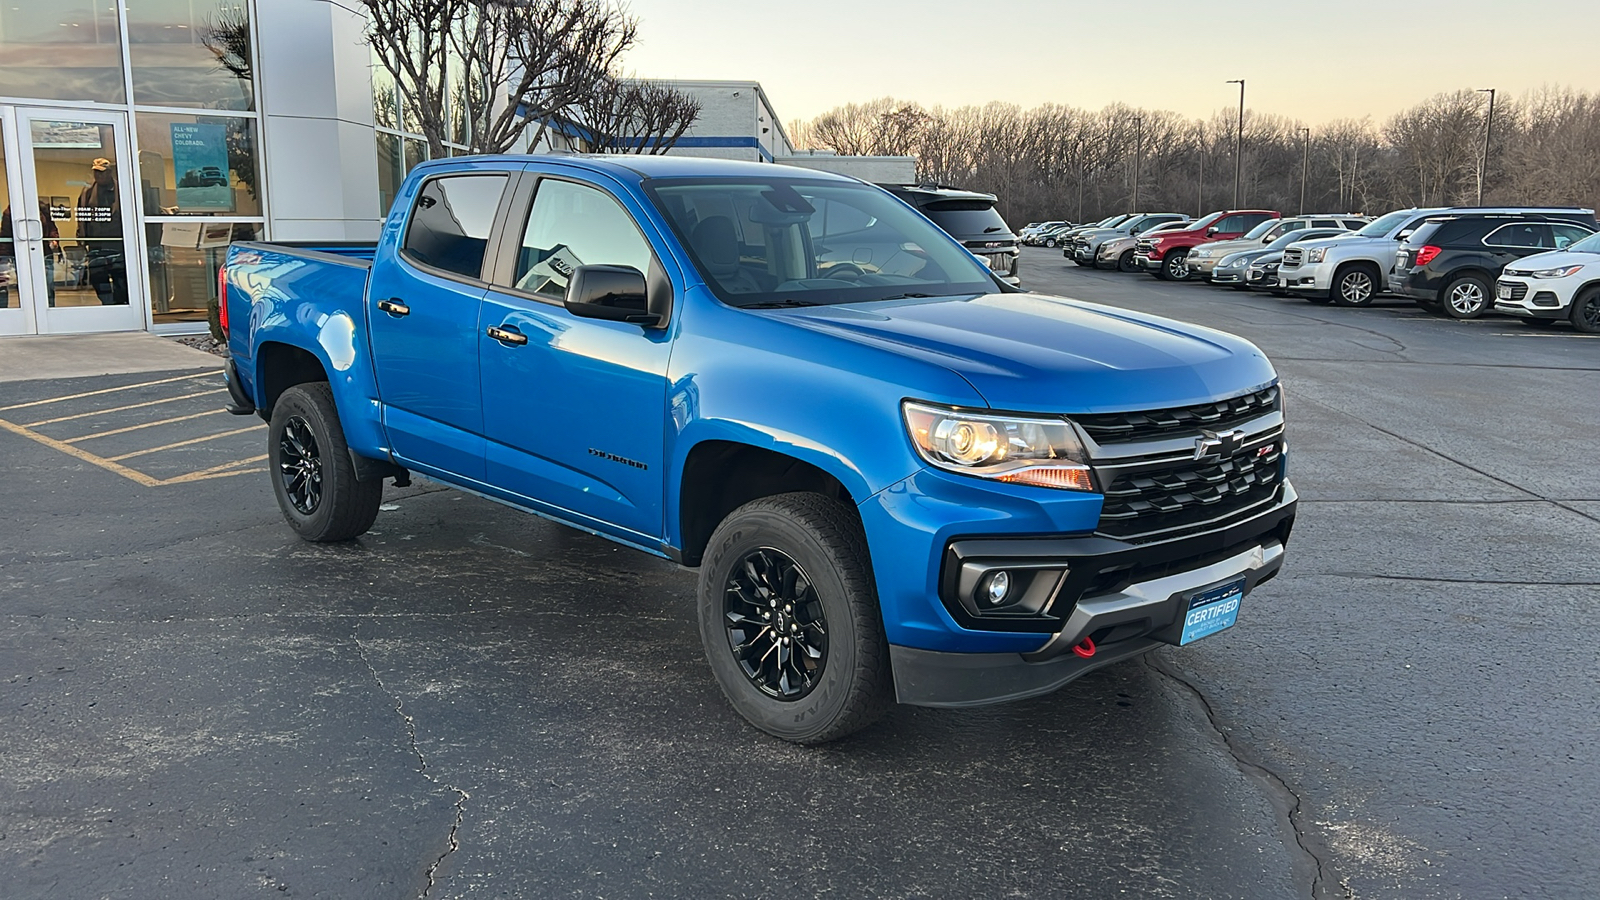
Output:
[
  {"left": 1333, "top": 265, "right": 1378, "bottom": 306},
  {"left": 1570, "top": 287, "right": 1600, "bottom": 334},
  {"left": 697, "top": 493, "right": 892, "bottom": 743},
  {"left": 278, "top": 416, "right": 323, "bottom": 514},
  {"left": 267, "top": 383, "right": 384, "bottom": 542},
  {"left": 724, "top": 547, "right": 828, "bottom": 700}
]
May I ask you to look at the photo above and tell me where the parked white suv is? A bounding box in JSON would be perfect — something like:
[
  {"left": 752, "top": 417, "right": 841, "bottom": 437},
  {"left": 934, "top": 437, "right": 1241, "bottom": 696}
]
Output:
[{"left": 1494, "top": 230, "right": 1600, "bottom": 332}]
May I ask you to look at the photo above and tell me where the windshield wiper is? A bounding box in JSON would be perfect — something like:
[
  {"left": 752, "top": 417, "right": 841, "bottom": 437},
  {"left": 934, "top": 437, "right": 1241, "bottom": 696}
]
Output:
[
  {"left": 872, "top": 292, "right": 939, "bottom": 302},
  {"left": 739, "top": 298, "right": 822, "bottom": 309}
]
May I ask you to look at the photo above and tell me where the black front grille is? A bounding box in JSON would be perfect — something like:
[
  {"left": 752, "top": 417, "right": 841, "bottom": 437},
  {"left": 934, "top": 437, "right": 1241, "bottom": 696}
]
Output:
[
  {"left": 1075, "top": 386, "right": 1279, "bottom": 444},
  {"left": 1097, "top": 442, "right": 1284, "bottom": 541},
  {"left": 1136, "top": 238, "right": 1157, "bottom": 253},
  {"left": 1498, "top": 280, "right": 1528, "bottom": 301}
]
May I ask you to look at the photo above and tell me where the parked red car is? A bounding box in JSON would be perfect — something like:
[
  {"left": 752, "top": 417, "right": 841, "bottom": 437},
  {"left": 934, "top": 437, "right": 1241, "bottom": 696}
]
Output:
[{"left": 1134, "top": 210, "right": 1279, "bottom": 281}]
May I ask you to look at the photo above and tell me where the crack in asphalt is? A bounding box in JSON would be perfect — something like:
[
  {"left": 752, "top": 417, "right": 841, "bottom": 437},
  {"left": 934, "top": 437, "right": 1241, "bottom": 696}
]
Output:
[
  {"left": 1144, "top": 653, "right": 1344, "bottom": 900},
  {"left": 353, "top": 622, "right": 469, "bottom": 899}
]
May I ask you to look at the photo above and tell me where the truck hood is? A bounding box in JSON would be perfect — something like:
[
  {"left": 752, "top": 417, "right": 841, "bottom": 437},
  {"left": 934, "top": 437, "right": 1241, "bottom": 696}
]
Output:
[
  {"left": 1192, "top": 237, "right": 1268, "bottom": 258},
  {"left": 774, "top": 292, "right": 1276, "bottom": 414},
  {"left": 1290, "top": 232, "right": 1381, "bottom": 252}
]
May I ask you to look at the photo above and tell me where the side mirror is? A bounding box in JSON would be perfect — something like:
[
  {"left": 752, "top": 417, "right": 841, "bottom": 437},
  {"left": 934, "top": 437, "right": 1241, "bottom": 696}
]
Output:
[
  {"left": 1396, "top": 229, "right": 1414, "bottom": 242},
  {"left": 564, "top": 264, "right": 662, "bottom": 328},
  {"left": 1206, "top": 226, "right": 1219, "bottom": 236}
]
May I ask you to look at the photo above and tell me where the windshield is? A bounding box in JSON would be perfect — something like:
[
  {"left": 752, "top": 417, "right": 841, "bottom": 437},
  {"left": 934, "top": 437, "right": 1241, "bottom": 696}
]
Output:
[
  {"left": 649, "top": 178, "right": 998, "bottom": 308},
  {"left": 1566, "top": 232, "right": 1600, "bottom": 253},
  {"left": 1183, "top": 212, "right": 1225, "bottom": 232},
  {"left": 1358, "top": 210, "right": 1414, "bottom": 238},
  {"left": 1241, "top": 220, "right": 1279, "bottom": 240}
]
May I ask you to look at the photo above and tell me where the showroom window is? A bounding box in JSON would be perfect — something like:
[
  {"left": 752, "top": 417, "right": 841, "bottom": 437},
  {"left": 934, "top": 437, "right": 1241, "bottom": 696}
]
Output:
[
  {"left": 371, "top": 40, "right": 476, "bottom": 218},
  {"left": 125, "top": 0, "right": 255, "bottom": 111},
  {"left": 0, "top": 1, "right": 127, "bottom": 103}
]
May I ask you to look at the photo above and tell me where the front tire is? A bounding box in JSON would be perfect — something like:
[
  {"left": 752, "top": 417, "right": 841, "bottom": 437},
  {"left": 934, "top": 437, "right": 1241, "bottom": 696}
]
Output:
[
  {"left": 1157, "top": 251, "right": 1189, "bottom": 281},
  {"left": 1332, "top": 264, "right": 1379, "bottom": 306},
  {"left": 1441, "top": 274, "right": 1492, "bottom": 319},
  {"left": 268, "top": 383, "right": 383, "bottom": 542},
  {"left": 697, "top": 493, "right": 892, "bottom": 744},
  {"left": 1569, "top": 286, "right": 1600, "bottom": 333},
  {"left": 1117, "top": 249, "right": 1138, "bottom": 273}
]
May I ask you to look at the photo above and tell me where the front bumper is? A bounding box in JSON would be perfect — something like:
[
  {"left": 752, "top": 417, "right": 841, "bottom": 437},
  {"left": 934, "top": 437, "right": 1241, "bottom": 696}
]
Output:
[
  {"left": 865, "top": 469, "right": 1298, "bottom": 707},
  {"left": 1280, "top": 260, "right": 1333, "bottom": 295},
  {"left": 1209, "top": 265, "right": 1250, "bottom": 284},
  {"left": 1493, "top": 275, "right": 1577, "bottom": 317},
  {"left": 1134, "top": 251, "right": 1163, "bottom": 271}
]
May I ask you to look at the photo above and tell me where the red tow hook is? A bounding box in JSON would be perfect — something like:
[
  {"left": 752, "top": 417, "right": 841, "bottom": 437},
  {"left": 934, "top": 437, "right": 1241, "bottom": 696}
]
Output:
[{"left": 1072, "top": 637, "right": 1097, "bottom": 659}]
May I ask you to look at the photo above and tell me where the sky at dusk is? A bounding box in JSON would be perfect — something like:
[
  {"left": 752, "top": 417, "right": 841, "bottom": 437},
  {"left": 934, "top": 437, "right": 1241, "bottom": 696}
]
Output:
[{"left": 623, "top": 0, "right": 1600, "bottom": 131}]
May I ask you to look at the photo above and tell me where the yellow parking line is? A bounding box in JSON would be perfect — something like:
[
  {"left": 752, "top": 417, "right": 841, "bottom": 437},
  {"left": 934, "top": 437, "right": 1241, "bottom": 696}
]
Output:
[
  {"left": 158, "top": 454, "right": 269, "bottom": 486},
  {"left": 65, "top": 408, "right": 227, "bottom": 444},
  {"left": 0, "top": 416, "right": 161, "bottom": 487},
  {"left": 106, "top": 425, "right": 262, "bottom": 462},
  {"left": 23, "top": 389, "right": 225, "bottom": 427}
]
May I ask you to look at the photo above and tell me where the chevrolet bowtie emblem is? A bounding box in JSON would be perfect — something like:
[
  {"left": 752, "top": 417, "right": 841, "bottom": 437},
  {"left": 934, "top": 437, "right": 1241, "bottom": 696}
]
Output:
[{"left": 1194, "top": 429, "right": 1244, "bottom": 461}]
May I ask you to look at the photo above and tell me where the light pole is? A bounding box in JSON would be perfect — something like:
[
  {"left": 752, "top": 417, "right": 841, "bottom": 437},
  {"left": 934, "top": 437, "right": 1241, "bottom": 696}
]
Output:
[
  {"left": 1226, "top": 79, "right": 1245, "bottom": 207},
  {"left": 1298, "top": 126, "right": 1311, "bottom": 215},
  {"left": 1132, "top": 115, "right": 1143, "bottom": 211},
  {"left": 1476, "top": 88, "right": 1497, "bottom": 206}
]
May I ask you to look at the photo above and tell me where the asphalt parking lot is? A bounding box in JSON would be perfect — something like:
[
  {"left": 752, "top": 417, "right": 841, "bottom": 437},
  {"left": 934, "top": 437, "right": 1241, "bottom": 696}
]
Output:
[{"left": 3, "top": 254, "right": 1597, "bottom": 899}]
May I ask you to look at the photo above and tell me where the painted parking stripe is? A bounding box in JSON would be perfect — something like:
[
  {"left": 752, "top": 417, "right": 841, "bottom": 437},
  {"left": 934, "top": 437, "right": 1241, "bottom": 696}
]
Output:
[
  {"left": 64, "top": 408, "right": 226, "bottom": 444},
  {"left": 106, "top": 425, "right": 262, "bottom": 462},
  {"left": 159, "top": 455, "right": 269, "bottom": 486},
  {"left": 0, "top": 416, "right": 162, "bottom": 487},
  {"left": 23, "top": 389, "right": 225, "bottom": 427},
  {"left": 0, "top": 371, "right": 214, "bottom": 413}
]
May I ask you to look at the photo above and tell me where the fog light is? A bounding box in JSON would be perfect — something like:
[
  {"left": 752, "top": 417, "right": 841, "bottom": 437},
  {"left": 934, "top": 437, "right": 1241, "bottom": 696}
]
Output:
[{"left": 983, "top": 571, "right": 1011, "bottom": 606}]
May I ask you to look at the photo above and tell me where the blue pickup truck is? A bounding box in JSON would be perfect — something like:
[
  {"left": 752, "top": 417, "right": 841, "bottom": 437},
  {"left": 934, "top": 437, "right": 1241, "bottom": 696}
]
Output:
[{"left": 221, "top": 155, "right": 1296, "bottom": 743}]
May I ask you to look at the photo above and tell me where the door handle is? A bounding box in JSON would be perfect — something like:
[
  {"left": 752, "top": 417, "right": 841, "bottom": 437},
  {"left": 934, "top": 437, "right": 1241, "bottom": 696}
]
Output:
[
  {"left": 486, "top": 324, "right": 528, "bottom": 346},
  {"left": 377, "top": 298, "right": 410, "bottom": 317}
]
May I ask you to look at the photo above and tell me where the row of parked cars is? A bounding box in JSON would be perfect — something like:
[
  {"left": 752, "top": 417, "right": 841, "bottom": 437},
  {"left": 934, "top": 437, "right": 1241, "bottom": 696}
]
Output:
[{"left": 1019, "top": 206, "right": 1600, "bottom": 332}]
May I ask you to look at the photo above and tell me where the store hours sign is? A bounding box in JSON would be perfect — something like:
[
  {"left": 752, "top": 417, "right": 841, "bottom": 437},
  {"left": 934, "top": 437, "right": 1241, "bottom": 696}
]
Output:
[{"left": 171, "top": 123, "right": 233, "bottom": 212}]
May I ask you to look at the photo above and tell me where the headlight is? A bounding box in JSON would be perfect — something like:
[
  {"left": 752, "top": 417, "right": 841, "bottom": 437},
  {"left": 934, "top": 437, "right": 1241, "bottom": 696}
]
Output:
[
  {"left": 1224, "top": 257, "right": 1247, "bottom": 268},
  {"left": 902, "top": 402, "right": 1093, "bottom": 491},
  {"left": 1306, "top": 247, "right": 1328, "bottom": 263},
  {"left": 1530, "top": 265, "right": 1584, "bottom": 278}
]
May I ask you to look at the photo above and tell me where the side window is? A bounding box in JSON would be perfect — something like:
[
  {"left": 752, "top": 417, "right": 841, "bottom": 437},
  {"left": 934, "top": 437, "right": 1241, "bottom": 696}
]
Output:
[
  {"left": 1214, "top": 215, "right": 1244, "bottom": 232},
  {"left": 1310, "top": 219, "right": 1337, "bottom": 228},
  {"left": 512, "top": 179, "right": 653, "bottom": 297},
  {"left": 1552, "top": 223, "right": 1593, "bottom": 250},
  {"left": 1485, "top": 223, "right": 1544, "bottom": 248},
  {"left": 401, "top": 175, "right": 507, "bottom": 279},
  {"left": 1342, "top": 219, "right": 1367, "bottom": 230}
]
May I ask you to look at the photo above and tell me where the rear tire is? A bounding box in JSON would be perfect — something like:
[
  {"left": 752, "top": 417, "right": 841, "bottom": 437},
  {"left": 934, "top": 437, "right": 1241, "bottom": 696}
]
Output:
[
  {"left": 268, "top": 383, "right": 383, "bottom": 542},
  {"left": 1571, "top": 286, "right": 1600, "bottom": 333},
  {"left": 1441, "top": 274, "right": 1492, "bottom": 319},
  {"left": 697, "top": 493, "right": 893, "bottom": 744}
]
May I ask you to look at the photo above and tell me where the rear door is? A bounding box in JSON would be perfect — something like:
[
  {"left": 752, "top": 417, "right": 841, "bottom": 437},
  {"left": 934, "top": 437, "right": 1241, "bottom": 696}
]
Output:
[
  {"left": 476, "top": 171, "right": 674, "bottom": 542},
  {"left": 368, "top": 166, "right": 516, "bottom": 480}
]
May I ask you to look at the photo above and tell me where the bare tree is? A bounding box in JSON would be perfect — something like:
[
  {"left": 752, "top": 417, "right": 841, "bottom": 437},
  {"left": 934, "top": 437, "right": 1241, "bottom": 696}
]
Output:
[
  {"left": 571, "top": 78, "right": 701, "bottom": 154},
  {"left": 361, "top": 0, "right": 638, "bottom": 156}
]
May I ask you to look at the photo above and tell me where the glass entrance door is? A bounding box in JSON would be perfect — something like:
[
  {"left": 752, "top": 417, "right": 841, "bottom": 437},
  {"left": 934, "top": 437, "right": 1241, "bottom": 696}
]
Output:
[{"left": 0, "top": 106, "right": 144, "bottom": 335}]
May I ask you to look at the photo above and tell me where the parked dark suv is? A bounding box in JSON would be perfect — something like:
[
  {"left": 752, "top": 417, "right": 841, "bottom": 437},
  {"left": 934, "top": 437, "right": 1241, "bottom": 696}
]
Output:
[
  {"left": 880, "top": 184, "right": 1021, "bottom": 287},
  {"left": 1392, "top": 212, "right": 1598, "bottom": 318}
]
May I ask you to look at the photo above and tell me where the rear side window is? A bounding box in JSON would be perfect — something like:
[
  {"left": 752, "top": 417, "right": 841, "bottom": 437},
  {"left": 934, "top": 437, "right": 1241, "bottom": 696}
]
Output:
[
  {"left": 512, "top": 179, "right": 653, "bottom": 298},
  {"left": 1552, "top": 223, "right": 1594, "bottom": 250},
  {"left": 1483, "top": 222, "right": 1547, "bottom": 248},
  {"left": 402, "top": 174, "right": 508, "bottom": 279}
]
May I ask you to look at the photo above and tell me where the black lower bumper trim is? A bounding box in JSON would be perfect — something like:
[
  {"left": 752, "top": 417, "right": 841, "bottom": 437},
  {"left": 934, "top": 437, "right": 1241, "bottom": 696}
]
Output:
[{"left": 890, "top": 637, "right": 1162, "bottom": 708}]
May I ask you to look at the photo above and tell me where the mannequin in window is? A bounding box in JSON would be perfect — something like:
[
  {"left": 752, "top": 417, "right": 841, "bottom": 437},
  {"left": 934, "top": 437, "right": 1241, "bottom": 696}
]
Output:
[{"left": 77, "top": 157, "right": 128, "bottom": 306}]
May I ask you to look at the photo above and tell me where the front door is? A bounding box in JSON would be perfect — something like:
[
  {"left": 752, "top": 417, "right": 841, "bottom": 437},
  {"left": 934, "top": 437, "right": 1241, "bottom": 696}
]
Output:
[{"left": 0, "top": 106, "right": 144, "bottom": 336}]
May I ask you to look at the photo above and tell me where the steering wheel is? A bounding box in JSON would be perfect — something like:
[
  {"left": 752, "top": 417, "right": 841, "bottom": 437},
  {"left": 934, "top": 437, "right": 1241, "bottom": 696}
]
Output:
[{"left": 824, "top": 263, "right": 867, "bottom": 280}]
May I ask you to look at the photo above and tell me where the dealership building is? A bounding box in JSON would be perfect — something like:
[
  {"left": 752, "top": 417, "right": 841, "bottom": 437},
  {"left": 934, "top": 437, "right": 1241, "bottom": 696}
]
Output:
[{"left": 0, "top": 1, "right": 912, "bottom": 338}]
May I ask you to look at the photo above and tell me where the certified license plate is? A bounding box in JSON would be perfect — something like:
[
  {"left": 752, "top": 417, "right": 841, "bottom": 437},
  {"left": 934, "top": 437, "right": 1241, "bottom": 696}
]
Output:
[
  {"left": 1497, "top": 284, "right": 1513, "bottom": 300},
  {"left": 1179, "top": 578, "right": 1245, "bottom": 645}
]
